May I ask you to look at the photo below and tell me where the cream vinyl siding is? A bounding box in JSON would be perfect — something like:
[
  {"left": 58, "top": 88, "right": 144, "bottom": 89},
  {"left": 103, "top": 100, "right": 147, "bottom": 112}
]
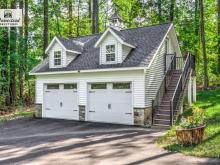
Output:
[
  {"left": 145, "top": 33, "right": 176, "bottom": 107},
  {"left": 122, "top": 45, "right": 132, "bottom": 60},
  {"left": 145, "top": 41, "right": 166, "bottom": 107},
  {"left": 66, "top": 52, "right": 77, "bottom": 65},
  {"left": 35, "top": 70, "right": 145, "bottom": 108}
]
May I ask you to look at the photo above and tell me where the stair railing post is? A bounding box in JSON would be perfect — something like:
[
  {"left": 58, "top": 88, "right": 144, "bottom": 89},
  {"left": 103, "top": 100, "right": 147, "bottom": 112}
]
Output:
[
  {"left": 174, "top": 53, "right": 177, "bottom": 70},
  {"left": 152, "top": 100, "right": 155, "bottom": 125},
  {"left": 170, "top": 100, "right": 173, "bottom": 126}
]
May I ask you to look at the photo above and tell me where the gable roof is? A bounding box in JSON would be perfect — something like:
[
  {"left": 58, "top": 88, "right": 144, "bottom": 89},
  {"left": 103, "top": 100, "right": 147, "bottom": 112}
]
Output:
[
  {"left": 94, "top": 27, "right": 136, "bottom": 48},
  {"left": 45, "top": 36, "right": 83, "bottom": 54},
  {"left": 31, "top": 23, "right": 173, "bottom": 74}
]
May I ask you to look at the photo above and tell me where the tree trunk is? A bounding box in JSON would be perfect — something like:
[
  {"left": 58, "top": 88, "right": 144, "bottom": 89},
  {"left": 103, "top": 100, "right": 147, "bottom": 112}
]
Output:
[
  {"left": 88, "top": 0, "right": 92, "bottom": 32},
  {"left": 194, "top": 0, "right": 199, "bottom": 62},
  {"left": 0, "top": 1, "right": 9, "bottom": 106},
  {"left": 92, "top": 0, "right": 99, "bottom": 34},
  {"left": 43, "top": 0, "right": 48, "bottom": 58},
  {"left": 217, "top": 0, "right": 220, "bottom": 73},
  {"left": 19, "top": 0, "right": 24, "bottom": 102},
  {"left": 199, "top": 0, "right": 209, "bottom": 89},
  {"left": 76, "top": 0, "right": 80, "bottom": 36},
  {"left": 52, "top": 2, "right": 61, "bottom": 36},
  {"left": 9, "top": 0, "right": 17, "bottom": 105},
  {"left": 68, "top": 0, "right": 73, "bottom": 37},
  {"left": 169, "top": 0, "right": 175, "bottom": 22},
  {"left": 157, "top": 0, "right": 162, "bottom": 23}
]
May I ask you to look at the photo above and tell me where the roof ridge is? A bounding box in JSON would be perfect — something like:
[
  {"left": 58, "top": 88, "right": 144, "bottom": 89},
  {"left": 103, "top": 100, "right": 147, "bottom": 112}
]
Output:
[
  {"left": 120, "top": 22, "right": 172, "bottom": 32},
  {"left": 57, "top": 22, "right": 171, "bottom": 40}
]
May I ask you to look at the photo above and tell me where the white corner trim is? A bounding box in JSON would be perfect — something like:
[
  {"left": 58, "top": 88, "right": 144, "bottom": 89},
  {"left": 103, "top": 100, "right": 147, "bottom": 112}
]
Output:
[
  {"left": 94, "top": 28, "right": 135, "bottom": 48},
  {"left": 146, "top": 23, "right": 173, "bottom": 69},
  {"left": 29, "top": 67, "right": 146, "bottom": 76},
  {"left": 45, "top": 36, "right": 82, "bottom": 55}
]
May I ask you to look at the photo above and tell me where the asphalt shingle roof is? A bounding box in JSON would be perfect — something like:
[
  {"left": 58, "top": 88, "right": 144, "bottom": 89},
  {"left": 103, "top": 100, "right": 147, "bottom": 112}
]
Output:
[{"left": 32, "top": 23, "right": 171, "bottom": 73}]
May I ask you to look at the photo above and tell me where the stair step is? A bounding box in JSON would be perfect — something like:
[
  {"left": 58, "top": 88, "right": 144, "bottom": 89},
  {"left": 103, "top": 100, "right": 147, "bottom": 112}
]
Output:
[
  {"left": 154, "top": 119, "right": 170, "bottom": 125},
  {"left": 155, "top": 114, "right": 178, "bottom": 120},
  {"left": 156, "top": 110, "right": 170, "bottom": 115},
  {"left": 155, "top": 114, "right": 171, "bottom": 120},
  {"left": 155, "top": 110, "right": 178, "bottom": 115},
  {"left": 152, "top": 124, "right": 170, "bottom": 128}
]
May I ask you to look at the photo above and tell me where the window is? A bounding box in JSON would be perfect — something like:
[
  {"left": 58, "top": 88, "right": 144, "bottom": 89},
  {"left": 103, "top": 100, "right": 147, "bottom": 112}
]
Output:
[
  {"left": 47, "top": 84, "right": 59, "bottom": 89},
  {"left": 106, "top": 45, "right": 115, "bottom": 62},
  {"left": 91, "top": 83, "right": 107, "bottom": 89},
  {"left": 54, "top": 51, "right": 61, "bottom": 66},
  {"left": 64, "top": 84, "right": 77, "bottom": 89},
  {"left": 113, "top": 83, "right": 131, "bottom": 89}
]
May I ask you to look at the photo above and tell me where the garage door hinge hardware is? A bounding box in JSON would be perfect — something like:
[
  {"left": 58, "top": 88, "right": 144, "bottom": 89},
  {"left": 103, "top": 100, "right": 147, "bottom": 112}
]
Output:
[
  {"left": 73, "top": 91, "right": 77, "bottom": 93},
  {"left": 89, "top": 110, "right": 95, "bottom": 112},
  {"left": 45, "top": 91, "right": 50, "bottom": 93},
  {"left": 125, "top": 112, "right": 132, "bottom": 115},
  {"left": 89, "top": 91, "right": 95, "bottom": 93},
  {"left": 46, "top": 108, "right": 51, "bottom": 110},
  {"left": 125, "top": 91, "right": 132, "bottom": 93},
  {"left": 73, "top": 110, "right": 78, "bottom": 111}
]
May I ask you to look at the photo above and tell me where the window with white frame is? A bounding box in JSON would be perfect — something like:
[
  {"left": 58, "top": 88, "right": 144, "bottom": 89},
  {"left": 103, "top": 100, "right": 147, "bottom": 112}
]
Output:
[
  {"left": 54, "top": 51, "right": 61, "bottom": 66},
  {"left": 106, "top": 45, "right": 116, "bottom": 62}
]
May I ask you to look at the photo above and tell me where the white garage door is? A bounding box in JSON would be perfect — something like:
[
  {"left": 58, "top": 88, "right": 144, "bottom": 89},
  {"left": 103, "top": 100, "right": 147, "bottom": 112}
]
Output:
[
  {"left": 88, "top": 82, "right": 133, "bottom": 125},
  {"left": 43, "top": 84, "right": 79, "bottom": 120}
]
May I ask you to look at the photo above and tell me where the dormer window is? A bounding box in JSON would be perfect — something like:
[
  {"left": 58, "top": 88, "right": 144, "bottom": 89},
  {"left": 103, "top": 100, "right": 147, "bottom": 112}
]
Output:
[
  {"left": 54, "top": 51, "right": 61, "bottom": 66},
  {"left": 106, "top": 45, "right": 116, "bottom": 62}
]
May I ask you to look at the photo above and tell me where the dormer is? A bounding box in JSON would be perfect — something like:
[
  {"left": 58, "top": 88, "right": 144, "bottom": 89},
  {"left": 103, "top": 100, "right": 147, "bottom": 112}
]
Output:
[
  {"left": 45, "top": 36, "right": 83, "bottom": 68},
  {"left": 95, "top": 27, "right": 135, "bottom": 65}
]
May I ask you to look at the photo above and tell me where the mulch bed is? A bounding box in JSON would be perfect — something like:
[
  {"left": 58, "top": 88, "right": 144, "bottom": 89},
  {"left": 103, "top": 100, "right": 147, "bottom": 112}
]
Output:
[{"left": 0, "top": 107, "right": 16, "bottom": 116}]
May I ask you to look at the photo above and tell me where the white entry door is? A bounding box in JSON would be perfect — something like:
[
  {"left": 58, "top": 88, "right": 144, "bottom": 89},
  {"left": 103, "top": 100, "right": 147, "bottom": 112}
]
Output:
[
  {"left": 87, "top": 82, "right": 133, "bottom": 125},
  {"left": 43, "top": 83, "right": 79, "bottom": 120}
]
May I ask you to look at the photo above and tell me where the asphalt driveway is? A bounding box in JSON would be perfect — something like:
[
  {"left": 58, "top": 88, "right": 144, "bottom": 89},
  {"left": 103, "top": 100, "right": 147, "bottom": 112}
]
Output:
[{"left": 0, "top": 118, "right": 219, "bottom": 165}]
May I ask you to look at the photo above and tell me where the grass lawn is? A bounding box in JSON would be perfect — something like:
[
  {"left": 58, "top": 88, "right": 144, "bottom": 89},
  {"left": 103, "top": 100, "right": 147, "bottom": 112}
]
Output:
[
  {"left": 0, "top": 106, "right": 34, "bottom": 123},
  {"left": 156, "top": 88, "right": 220, "bottom": 158}
]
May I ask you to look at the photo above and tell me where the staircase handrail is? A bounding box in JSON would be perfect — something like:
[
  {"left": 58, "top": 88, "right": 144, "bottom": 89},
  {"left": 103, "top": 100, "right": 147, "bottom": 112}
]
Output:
[{"left": 170, "top": 53, "right": 192, "bottom": 125}]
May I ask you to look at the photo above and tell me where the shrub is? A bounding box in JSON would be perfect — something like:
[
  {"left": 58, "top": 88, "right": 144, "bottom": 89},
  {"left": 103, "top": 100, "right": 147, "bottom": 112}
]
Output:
[{"left": 179, "top": 108, "right": 206, "bottom": 129}]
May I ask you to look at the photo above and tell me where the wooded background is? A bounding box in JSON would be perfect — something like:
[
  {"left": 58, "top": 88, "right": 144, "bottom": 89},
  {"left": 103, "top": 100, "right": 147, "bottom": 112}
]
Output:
[{"left": 0, "top": 0, "right": 219, "bottom": 108}]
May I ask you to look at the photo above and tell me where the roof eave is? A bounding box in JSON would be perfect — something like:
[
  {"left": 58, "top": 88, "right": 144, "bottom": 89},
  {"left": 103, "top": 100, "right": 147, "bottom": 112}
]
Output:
[{"left": 29, "top": 66, "right": 146, "bottom": 76}]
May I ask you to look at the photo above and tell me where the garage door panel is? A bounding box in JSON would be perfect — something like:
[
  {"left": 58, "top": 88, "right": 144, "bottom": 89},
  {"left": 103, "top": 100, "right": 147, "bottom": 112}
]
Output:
[
  {"left": 88, "top": 83, "right": 133, "bottom": 125},
  {"left": 44, "top": 84, "right": 79, "bottom": 120}
]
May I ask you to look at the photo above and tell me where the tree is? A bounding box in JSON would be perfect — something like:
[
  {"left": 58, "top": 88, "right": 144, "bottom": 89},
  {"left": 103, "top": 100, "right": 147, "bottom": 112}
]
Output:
[
  {"left": 0, "top": 1, "right": 9, "bottom": 106},
  {"left": 9, "top": 0, "right": 17, "bottom": 105},
  {"left": 18, "top": 0, "right": 24, "bottom": 101},
  {"left": 43, "top": 0, "right": 48, "bottom": 58},
  {"left": 218, "top": 0, "right": 220, "bottom": 73},
  {"left": 199, "top": 0, "right": 209, "bottom": 89},
  {"left": 92, "top": 0, "right": 99, "bottom": 34},
  {"left": 68, "top": 0, "right": 73, "bottom": 37},
  {"left": 76, "top": 0, "right": 81, "bottom": 36},
  {"left": 157, "top": 0, "right": 162, "bottom": 23},
  {"left": 169, "top": 0, "right": 175, "bottom": 22}
]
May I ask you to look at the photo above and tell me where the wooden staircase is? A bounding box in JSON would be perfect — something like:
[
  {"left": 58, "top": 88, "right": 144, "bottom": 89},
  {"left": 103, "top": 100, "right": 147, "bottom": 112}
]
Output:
[
  {"left": 152, "top": 53, "right": 195, "bottom": 127},
  {"left": 153, "top": 70, "right": 182, "bottom": 126}
]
